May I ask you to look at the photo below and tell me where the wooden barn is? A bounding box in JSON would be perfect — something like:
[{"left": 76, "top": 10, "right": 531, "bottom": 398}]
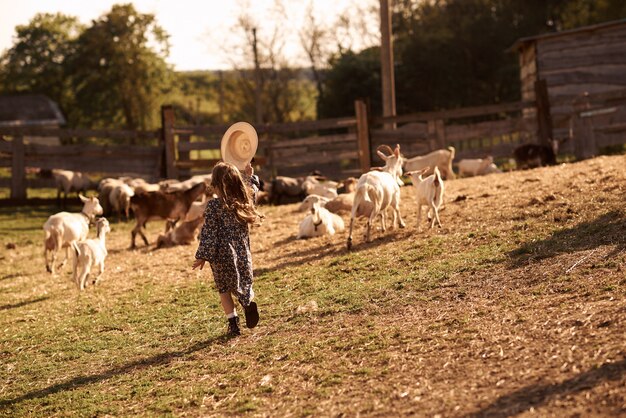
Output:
[{"left": 512, "top": 19, "right": 626, "bottom": 158}]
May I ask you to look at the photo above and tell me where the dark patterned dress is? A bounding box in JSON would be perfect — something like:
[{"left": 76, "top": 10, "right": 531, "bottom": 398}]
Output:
[{"left": 195, "top": 175, "right": 259, "bottom": 306}]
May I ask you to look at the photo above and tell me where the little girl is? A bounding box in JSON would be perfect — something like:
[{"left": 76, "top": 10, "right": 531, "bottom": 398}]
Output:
[{"left": 192, "top": 161, "right": 263, "bottom": 336}]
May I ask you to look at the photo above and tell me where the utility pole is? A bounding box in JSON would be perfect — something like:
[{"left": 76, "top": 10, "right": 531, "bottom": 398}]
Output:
[
  {"left": 379, "top": 0, "right": 396, "bottom": 129},
  {"left": 252, "top": 27, "right": 263, "bottom": 125}
]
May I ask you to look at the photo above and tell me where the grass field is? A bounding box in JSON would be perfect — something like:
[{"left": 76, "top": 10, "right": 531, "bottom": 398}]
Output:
[{"left": 1, "top": 155, "right": 625, "bottom": 417}]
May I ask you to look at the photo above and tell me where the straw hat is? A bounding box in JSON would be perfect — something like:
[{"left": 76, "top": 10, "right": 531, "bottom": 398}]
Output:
[{"left": 220, "top": 122, "right": 258, "bottom": 171}]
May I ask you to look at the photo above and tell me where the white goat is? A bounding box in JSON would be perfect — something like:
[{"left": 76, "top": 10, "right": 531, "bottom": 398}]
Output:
[
  {"left": 109, "top": 183, "right": 135, "bottom": 220},
  {"left": 347, "top": 144, "right": 406, "bottom": 249},
  {"left": 458, "top": 156, "right": 494, "bottom": 177},
  {"left": 71, "top": 218, "right": 111, "bottom": 290},
  {"left": 297, "top": 196, "right": 345, "bottom": 239},
  {"left": 183, "top": 194, "right": 208, "bottom": 222},
  {"left": 406, "top": 166, "right": 445, "bottom": 230},
  {"left": 43, "top": 195, "right": 104, "bottom": 274},
  {"left": 404, "top": 147, "right": 456, "bottom": 180},
  {"left": 302, "top": 176, "right": 339, "bottom": 199},
  {"left": 53, "top": 169, "right": 93, "bottom": 201},
  {"left": 298, "top": 194, "right": 330, "bottom": 212}
]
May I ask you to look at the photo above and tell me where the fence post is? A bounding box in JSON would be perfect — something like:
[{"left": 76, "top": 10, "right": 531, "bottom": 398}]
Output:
[
  {"left": 355, "top": 100, "right": 371, "bottom": 172},
  {"left": 572, "top": 93, "right": 596, "bottom": 160},
  {"left": 534, "top": 79, "right": 554, "bottom": 146},
  {"left": 161, "top": 105, "right": 177, "bottom": 179},
  {"left": 178, "top": 133, "right": 191, "bottom": 179},
  {"left": 11, "top": 135, "right": 26, "bottom": 200}
]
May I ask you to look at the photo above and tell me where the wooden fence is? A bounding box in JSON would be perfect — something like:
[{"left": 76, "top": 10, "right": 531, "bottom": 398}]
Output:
[
  {"left": 2, "top": 84, "right": 625, "bottom": 201},
  {"left": 0, "top": 128, "right": 161, "bottom": 200}
]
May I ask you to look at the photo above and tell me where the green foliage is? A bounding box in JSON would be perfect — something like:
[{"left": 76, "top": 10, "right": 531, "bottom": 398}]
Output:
[
  {"left": 0, "top": 13, "right": 82, "bottom": 116},
  {"left": 67, "top": 4, "right": 174, "bottom": 131}
]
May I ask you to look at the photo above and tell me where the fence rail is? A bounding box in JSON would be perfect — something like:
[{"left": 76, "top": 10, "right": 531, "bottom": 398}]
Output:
[{"left": 2, "top": 84, "right": 625, "bottom": 201}]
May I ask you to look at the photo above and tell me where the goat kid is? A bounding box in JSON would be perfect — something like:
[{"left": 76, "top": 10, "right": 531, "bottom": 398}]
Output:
[
  {"left": 43, "top": 195, "right": 103, "bottom": 274},
  {"left": 72, "top": 218, "right": 111, "bottom": 290},
  {"left": 458, "top": 156, "right": 494, "bottom": 177},
  {"left": 406, "top": 166, "right": 445, "bottom": 230},
  {"left": 297, "top": 196, "right": 345, "bottom": 239},
  {"left": 347, "top": 144, "right": 406, "bottom": 249}
]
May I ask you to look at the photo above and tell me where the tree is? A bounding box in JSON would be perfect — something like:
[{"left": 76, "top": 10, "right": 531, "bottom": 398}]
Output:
[
  {"left": 67, "top": 4, "right": 173, "bottom": 131},
  {"left": 0, "top": 13, "right": 82, "bottom": 117}
]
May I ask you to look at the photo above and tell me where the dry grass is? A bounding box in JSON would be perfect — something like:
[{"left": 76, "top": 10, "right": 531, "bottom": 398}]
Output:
[{"left": 1, "top": 155, "right": 625, "bottom": 417}]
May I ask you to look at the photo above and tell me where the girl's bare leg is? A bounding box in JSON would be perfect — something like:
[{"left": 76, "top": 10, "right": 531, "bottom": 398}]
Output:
[{"left": 219, "top": 292, "right": 236, "bottom": 316}]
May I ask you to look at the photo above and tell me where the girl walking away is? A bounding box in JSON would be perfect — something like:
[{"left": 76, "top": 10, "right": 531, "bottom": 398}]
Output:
[{"left": 192, "top": 162, "right": 263, "bottom": 336}]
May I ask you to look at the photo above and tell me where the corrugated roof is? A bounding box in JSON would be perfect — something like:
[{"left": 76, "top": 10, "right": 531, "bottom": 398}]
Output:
[
  {"left": 0, "top": 94, "right": 66, "bottom": 127},
  {"left": 510, "top": 18, "right": 626, "bottom": 51}
]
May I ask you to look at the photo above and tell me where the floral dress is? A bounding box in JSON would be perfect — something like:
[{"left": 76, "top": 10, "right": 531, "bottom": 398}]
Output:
[{"left": 195, "top": 175, "right": 259, "bottom": 306}]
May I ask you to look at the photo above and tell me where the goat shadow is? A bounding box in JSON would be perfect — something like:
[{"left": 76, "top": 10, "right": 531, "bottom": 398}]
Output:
[
  {"left": 507, "top": 209, "right": 626, "bottom": 269},
  {"left": 0, "top": 296, "right": 49, "bottom": 311}
]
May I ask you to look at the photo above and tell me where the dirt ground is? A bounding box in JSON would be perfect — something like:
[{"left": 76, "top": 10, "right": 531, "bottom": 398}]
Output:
[{"left": 1, "top": 154, "right": 625, "bottom": 417}]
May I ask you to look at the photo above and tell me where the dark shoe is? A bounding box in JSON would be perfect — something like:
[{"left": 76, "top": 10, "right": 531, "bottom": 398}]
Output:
[
  {"left": 227, "top": 316, "right": 241, "bottom": 336},
  {"left": 242, "top": 301, "right": 259, "bottom": 329}
]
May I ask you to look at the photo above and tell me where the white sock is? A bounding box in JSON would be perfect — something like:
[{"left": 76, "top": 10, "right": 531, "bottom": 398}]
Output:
[{"left": 226, "top": 311, "right": 238, "bottom": 319}]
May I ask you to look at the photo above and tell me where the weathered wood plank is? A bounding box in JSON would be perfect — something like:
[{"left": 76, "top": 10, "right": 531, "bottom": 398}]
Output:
[
  {"left": 545, "top": 71, "right": 626, "bottom": 88},
  {"left": 270, "top": 133, "right": 357, "bottom": 149},
  {"left": 11, "top": 136, "right": 26, "bottom": 199},
  {"left": 374, "top": 101, "right": 533, "bottom": 125},
  {"left": 0, "top": 127, "right": 159, "bottom": 140},
  {"left": 25, "top": 143, "right": 161, "bottom": 157},
  {"left": 177, "top": 140, "right": 221, "bottom": 152}
]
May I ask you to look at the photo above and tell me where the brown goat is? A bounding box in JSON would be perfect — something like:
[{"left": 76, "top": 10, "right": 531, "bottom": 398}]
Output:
[{"left": 129, "top": 182, "right": 206, "bottom": 248}]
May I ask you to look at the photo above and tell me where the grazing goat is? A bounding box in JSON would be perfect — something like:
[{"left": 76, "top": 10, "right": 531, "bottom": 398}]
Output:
[
  {"left": 458, "top": 156, "right": 494, "bottom": 177},
  {"left": 404, "top": 147, "right": 456, "bottom": 180},
  {"left": 406, "top": 166, "right": 445, "bottom": 230},
  {"left": 53, "top": 169, "right": 93, "bottom": 205},
  {"left": 43, "top": 195, "right": 103, "bottom": 274},
  {"left": 347, "top": 144, "right": 406, "bottom": 249},
  {"left": 297, "top": 196, "right": 345, "bottom": 239},
  {"left": 71, "top": 218, "right": 111, "bottom": 290},
  {"left": 129, "top": 182, "right": 206, "bottom": 248},
  {"left": 156, "top": 216, "right": 204, "bottom": 248},
  {"left": 109, "top": 183, "right": 135, "bottom": 221},
  {"left": 514, "top": 140, "right": 558, "bottom": 169}
]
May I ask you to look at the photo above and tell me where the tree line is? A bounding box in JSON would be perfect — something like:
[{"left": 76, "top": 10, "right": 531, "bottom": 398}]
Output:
[{"left": 1, "top": 1, "right": 624, "bottom": 132}]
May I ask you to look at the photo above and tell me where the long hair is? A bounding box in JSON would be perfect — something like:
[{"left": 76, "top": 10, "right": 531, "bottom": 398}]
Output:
[{"left": 211, "top": 162, "right": 262, "bottom": 225}]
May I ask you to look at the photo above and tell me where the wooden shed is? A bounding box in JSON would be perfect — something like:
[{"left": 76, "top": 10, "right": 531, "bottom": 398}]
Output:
[
  {"left": 512, "top": 19, "right": 626, "bottom": 156},
  {"left": 0, "top": 94, "right": 66, "bottom": 145}
]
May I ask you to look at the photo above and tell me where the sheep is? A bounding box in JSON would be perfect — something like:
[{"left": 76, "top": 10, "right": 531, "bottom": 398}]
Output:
[
  {"left": 347, "top": 144, "right": 406, "bottom": 249},
  {"left": 270, "top": 176, "right": 306, "bottom": 205},
  {"left": 324, "top": 193, "right": 355, "bottom": 214},
  {"left": 514, "top": 140, "right": 558, "bottom": 169},
  {"left": 156, "top": 215, "right": 205, "bottom": 248},
  {"left": 98, "top": 178, "right": 124, "bottom": 216},
  {"left": 337, "top": 177, "right": 358, "bottom": 194},
  {"left": 404, "top": 146, "right": 456, "bottom": 180},
  {"left": 297, "top": 195, "right": 345, "bottom": 239},
  {"left": 302, "top": 176, "right": 339, "bottom": 199},
  {"left": 458, "top": 156, "right": 494, "bottom": 177},
  {"left": 298, "top": 194, "right": 330, "bottom": 212},
  {"left": 159, "top": 174, "right": 211, "bottom": 192},
  {"left": 125, "top": 177, "right": 160, "bottom": 194},
  {"left": 43, "top": 195, "right": 104, "bottom": 274},
  {"left": 109, "top": 183, "right": 135, "bottom": 221},
  {"left": 71, "top": 217, "right": 111, "bottom": 290},
  {"left": 481, "top": 162, "right": 502, "bottom": 175},
  {"left": 406, "top": 166, "right": 445, "bottom": 230},
  {"left": 129, "top": 182, "right": 206, "bottom": 248},
  {"left": 53, "top": 169, "right": 94, "bottom": 205}
]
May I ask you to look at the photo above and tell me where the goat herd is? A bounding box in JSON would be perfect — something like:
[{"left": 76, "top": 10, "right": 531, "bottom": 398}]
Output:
[{"left": 41, "top": 140, "right": 557, "bottom": 290}]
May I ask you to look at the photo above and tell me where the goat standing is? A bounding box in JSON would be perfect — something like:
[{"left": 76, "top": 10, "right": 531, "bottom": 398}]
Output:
[
  {"left": 406, "top": 166, "right": 445, "bottom": 230},
  {"left": 347, "top": 144, "right": 406, "bottom": 249},
  {"left": 72, "top": 218, "right": 111, "bottom": 290},
  {"left": 129, "top": 182, "right": 206, "bottom": 248},
  {"left": 43, "top": 195, "right": 103, "bottom": 274}
]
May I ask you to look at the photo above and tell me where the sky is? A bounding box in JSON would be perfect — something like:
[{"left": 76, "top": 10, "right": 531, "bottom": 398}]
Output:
[{"left": 0, "top": 0, "right": 379, "bottom": 71}]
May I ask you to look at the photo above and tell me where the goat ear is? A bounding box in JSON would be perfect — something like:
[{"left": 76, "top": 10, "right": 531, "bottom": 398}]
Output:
[{"left": 376, "top": 150, "right": 388, "bottom": 161}]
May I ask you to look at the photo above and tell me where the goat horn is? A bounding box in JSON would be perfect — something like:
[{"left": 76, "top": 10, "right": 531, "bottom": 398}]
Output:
[{"left": 376, "top": 144, "right": 394, "bottom": 156}]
